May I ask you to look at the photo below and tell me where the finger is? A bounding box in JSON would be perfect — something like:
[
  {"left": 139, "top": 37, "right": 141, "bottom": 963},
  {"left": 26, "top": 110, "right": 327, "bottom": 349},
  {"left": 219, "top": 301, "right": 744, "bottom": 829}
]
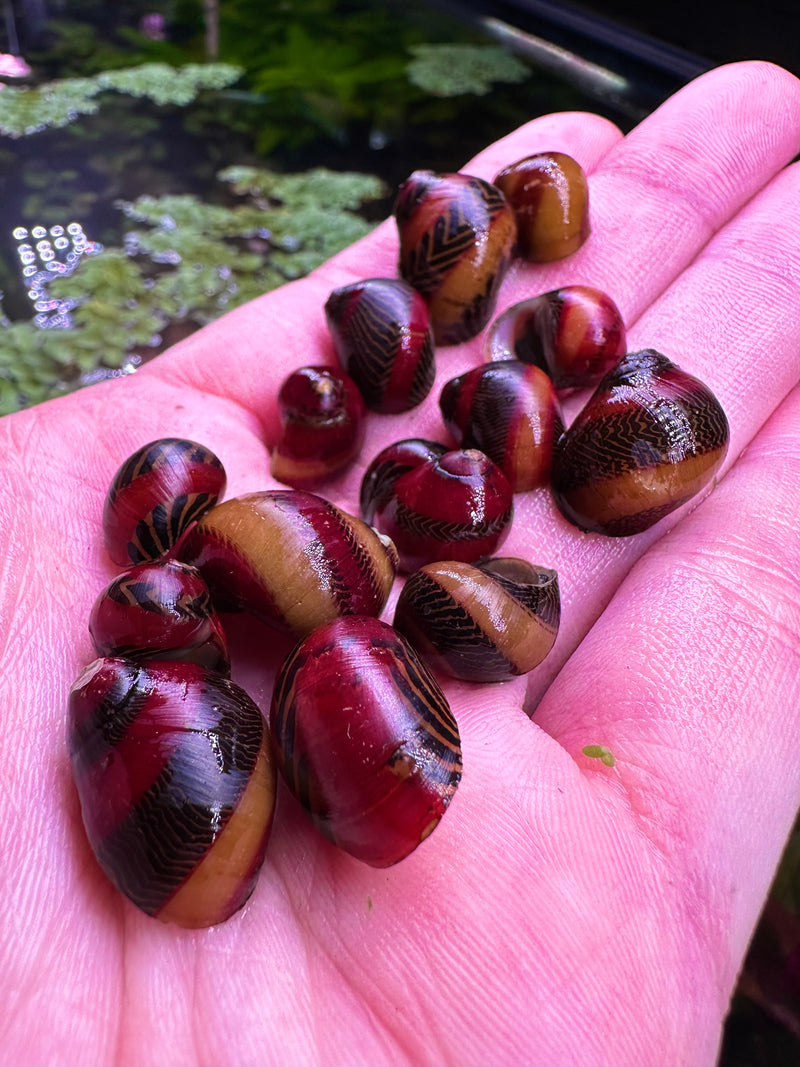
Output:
[{"left": 533, "top": 376, "right": 800, "bottom": 981}]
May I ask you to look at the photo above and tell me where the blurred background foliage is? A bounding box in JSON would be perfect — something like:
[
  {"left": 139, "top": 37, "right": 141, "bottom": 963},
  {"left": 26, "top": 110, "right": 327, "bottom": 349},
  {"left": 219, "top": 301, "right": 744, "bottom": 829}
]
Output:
[{"left": 0, "top": 0, "right": 581, "bottom": 413}]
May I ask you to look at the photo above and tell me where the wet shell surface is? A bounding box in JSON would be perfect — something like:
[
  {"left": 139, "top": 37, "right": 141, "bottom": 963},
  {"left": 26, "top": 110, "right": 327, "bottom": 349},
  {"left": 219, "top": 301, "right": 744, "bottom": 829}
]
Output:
[
  {"left": 552, "top": 349, "right": 730, "bottom": 535},
  {"left": 68, "top": 658, "right": 276, "bottom": 927},
  {"left": 270, "top": 615, "right": 462, "bottom": 867}
]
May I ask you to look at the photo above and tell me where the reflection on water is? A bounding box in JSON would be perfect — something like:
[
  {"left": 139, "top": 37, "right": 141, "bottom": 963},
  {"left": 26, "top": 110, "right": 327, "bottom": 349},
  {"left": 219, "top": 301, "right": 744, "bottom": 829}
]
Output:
[{"left": 12, "top": 221, "right": 102, "bottom": 327}]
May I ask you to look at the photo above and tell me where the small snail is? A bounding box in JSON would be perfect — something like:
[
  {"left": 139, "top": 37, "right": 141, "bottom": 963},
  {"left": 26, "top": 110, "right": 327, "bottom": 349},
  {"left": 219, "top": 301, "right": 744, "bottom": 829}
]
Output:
[
  {"left": 178, "top": 489, "right": 398, "bottom": 638},
  {"left": 360, "top": 445, "right": 514, "bottom": 573},
  {"left": 394, "top": 170, "right": 517, "bottom": 344},
  {"left": 394, "top": 558, "right": 560, "bottom": 682},
  {"left": 359, "top": 437, "right": 447, "bottom": 525},
  {"left": 439, "top": 360, "right": 563, "bottom": 492},
  {"left": 270, "top": 365, "right": 366, "bottom": 487},
  {"left": 103, "top": 438, "right": 226, "bottom": 566},
  {"left": 88, "top": 558, "right": 230, "bottom": 674},
  {"left": 493, "top": 152, "right": 590, "bottom": 263},
  {"left": 270, "top": 615, "right": 462, "bottom": 867},
  {"left": 324, "top": 278, "right": 436, "bottom": 413},
  {"left": 486, "top": 285, "right": 626, "bottom": 389},
  {"left": 551, "top": 348, "right": 730, "bottom": 535},
  {"left": 68, "top": 658, "right": 276, "bottom": 927}
]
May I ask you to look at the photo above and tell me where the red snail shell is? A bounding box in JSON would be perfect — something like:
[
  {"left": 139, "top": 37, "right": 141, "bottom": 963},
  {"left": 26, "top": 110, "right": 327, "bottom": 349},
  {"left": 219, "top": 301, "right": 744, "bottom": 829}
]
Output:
[
  {"left": 103, "top": 438, "right": 226, "bottom": 566},
  {"left": 68, "top": 658, "right": 276, "bottom": 927},
  {"left": 359, "top": 437, "right": 447, "bottom": 526},
  {"left": 361, "top": 445, "right": 514, "bottom": 573},
  {"left": 394, "top": 557, "right": 560, "bottom": 682},
  {"left": 88, "top": 558, "right": 229, "bottom": 674},
  {"left": 552, "top": 348, "right": 730, "bottom": 535},
  {"left": 270, "top": 615, "right": 462, "bottom": 867},
  {"left": 270, "top": 365, "right": 366, "bottom": 487},
  {"left": 324, "top": 278, "right": 436, "bottom": 413},
  {"left": 439, "top": 360, "right": 563, "bottom": 492},
  {"left": 486, "top": 285, "right": 626, "bottom": 389},
  {"left": 394, "top": 170, "right": 517, "bottom": 344},
  {"left": 178, "top": 489, "right": 398, "bottom": 638},
  {"left": 493, "top": 152, "right": 590, "bottom": 263}
]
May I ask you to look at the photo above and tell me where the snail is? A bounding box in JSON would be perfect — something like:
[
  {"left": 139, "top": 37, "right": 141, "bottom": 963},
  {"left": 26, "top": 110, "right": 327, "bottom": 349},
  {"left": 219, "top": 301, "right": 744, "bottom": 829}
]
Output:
[
  {"left": 493, "top": 151, "right": 590, "bottom": 263},
  {"left": 359, "top": 437, "right": 447, "bottom": 525},
  {"left": 177, "top": 489, "right": 398, "bottom": 638},
  {"left": 394, "top": 557, "right": 560, "bottom": 683},
  {"left": 103, "top": 438, "right": 226, "bottom": 566},
  {"left": 439, "top": 360, "right": 563, "bottom": 492},
  {"left": 551, "top": 348, "right": 730, "bottom": 535},
  {"left": 68, "top": 657, "right": 276, "bottom": 927},
  {"left": 360, "top": 444, "right": 514, "bottom": 573},
  {"left": 324, "top": 278, "right": 436, "bottom": 413},
  {"left": 270, "top": 364, "right": 366, "bottom": 487},
  {"left": 270, "top": 615, "right": 462, "bottom": 867},
  {"left": 88, "top": 558, "right": 230, "bottom": 674},
  {"left": 394, "top": 170, "right": 516, "bottom": 344},
  {"left": 486, "top": 285, "right": 626, "bottom": 390}
]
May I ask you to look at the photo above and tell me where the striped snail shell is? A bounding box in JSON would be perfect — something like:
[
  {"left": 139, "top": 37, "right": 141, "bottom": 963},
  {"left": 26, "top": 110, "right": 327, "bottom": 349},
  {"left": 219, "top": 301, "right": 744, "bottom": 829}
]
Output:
[
  {"left": 178, "top": 489, "right": 398, "bottom": 638},
  {"left": 486, "top": 285, "right": 626, "bottom": 389},
  {"left": 103, "top": 439, "right": 226, "bottom": 566},
  {"left": 552, "top": 349, "right": 730, "bottom": 535},
  {"left": 394, "top": 557, "right": 560, "bottom": 682},
  {"left": 439, "top": 360, "right": 563, "bottom": 492},
  {"left": 359, "top": 437, "right": 447, "bottom": 525},
  {"left": 68, "top": 658, "right": 276, "bottom": 927},
  {"left": 324, "top": 278, "right": 436, "bottom": 413},
  {"left": 270, "top": 365, "right": 366, "bottom": 488},
  {"left": 88, "top": 558, "right": 229, "bottom": 674},
  {"left": 362, "top": 446, "right": 514, "bottom": 573},
  {"left": 270, "top": 615, "right": 462, "bottom": 867},
  {"left": 394, "top": 170, "right": 516, "bottom": 345},
  {"left": 493, "top": 152, "right": 590, "bottom": 263}
]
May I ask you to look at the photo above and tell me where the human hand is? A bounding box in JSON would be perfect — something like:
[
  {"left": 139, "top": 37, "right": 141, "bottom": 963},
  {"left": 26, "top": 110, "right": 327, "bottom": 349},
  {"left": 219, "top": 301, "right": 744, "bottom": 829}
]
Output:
[{"left": 2, "top": 60, "right": 800, "bottom": 1067}]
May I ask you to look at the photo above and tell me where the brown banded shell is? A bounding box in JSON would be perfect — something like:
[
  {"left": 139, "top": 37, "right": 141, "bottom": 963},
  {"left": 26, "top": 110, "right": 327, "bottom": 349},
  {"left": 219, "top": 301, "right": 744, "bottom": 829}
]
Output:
[
  {"left": 394, "top": 170, "right": 517, "bottom": 344},
  {"left": 324, "top": 278, "right": 436, "bottom": 413},
  {"left": 394, "top": 558, "right": 560, "bottom": 682},
  {"left": 68, "top": 658, "right": 276, "bottom": 927},
  {"left": 177, "top": 489, "right": 398, "bottom": 638},
  {"left": 103, "top": 438, "right": 226, "bottom": 566},
  {"left": 552, "top": 348, "right": 730, "bottom": 535},
  {"left": 493, "top": 152, "right": 590, "bottom": 263},
  {"left": 269, "top": 615, "right": 461, "bottom": 867},
  {"left": 439, "top": 360, "right": 563, "bottom": 492}
]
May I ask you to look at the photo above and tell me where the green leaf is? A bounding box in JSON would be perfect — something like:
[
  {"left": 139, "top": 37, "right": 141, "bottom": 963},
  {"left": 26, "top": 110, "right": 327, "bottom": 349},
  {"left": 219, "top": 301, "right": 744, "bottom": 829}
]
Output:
[{"left": 406, "top": 44, "right": 530, "bottom": 97}]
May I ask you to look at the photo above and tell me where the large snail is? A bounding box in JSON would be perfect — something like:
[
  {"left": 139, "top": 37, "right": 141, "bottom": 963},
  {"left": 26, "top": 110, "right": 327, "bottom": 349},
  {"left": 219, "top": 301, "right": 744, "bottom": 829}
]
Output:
[
  {"left": 270, "top": 615, "right": 462, "bottom": 867},
  {"left": 552, "top": 349, "right": 730, "bottom": 535},
  {"left": 178, "top": 489, "right": 398, "bottom": 637},
  {"left": 68, "top": 658, "right": 276, "bottom": 927}
]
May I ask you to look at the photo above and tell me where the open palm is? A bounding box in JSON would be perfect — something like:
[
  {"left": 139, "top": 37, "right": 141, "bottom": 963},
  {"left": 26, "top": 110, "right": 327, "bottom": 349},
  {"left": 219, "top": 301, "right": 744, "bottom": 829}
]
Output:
[{"left": 2, "top": 61, "right": 800, "bottom": 1067}]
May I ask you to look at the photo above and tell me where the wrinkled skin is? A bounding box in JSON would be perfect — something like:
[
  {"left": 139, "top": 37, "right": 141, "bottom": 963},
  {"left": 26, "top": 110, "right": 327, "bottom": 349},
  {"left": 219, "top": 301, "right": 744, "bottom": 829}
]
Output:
[{"left": 1, "top": 61, "right": 800, "bottom": 1067}]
